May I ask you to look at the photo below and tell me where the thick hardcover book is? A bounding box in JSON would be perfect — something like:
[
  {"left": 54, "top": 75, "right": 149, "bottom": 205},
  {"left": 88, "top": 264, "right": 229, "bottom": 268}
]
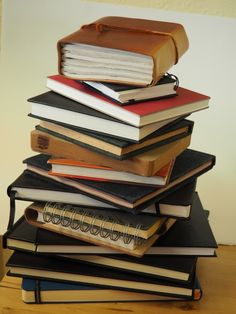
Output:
[
  {"left": 34, "top": 117, "right": 193, "bottom": 159},
  {"left": 23, "top": 202, "right": 175, "bottom": 257},
  {"left": 4, "top": 194, "right": 217, "bottom": 256},
  {"left": 46, "top": 75, "right": 210, "bottom": 127},
  {"left": 22, "top": 149, "right": 215, "bottom": 210},
  {"left": 31, "top": 130, "right": 191, "bottom": 177},
  {"left": 21, "top": 277, "right": 202, "bottom": 303},
  {"left": 7, "top": 251, "right": 197, "bottom": 298},
  {"left": 82, "top": 73, "right": 177, "bottom": 104},
  {"left": 57, "top": 16, "right": 189, "bottom": 86},
  {"left": 28, "top": 91, "right": 181, "bottom": 141},
  {"left": 59, "top": 254, "right": 196, "bottom": 283}
]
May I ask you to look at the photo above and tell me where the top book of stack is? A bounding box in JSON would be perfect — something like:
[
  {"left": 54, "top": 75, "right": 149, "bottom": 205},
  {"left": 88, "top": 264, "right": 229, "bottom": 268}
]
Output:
[{"left": 57, "top": 16, "right": 189, "bottom": 86}]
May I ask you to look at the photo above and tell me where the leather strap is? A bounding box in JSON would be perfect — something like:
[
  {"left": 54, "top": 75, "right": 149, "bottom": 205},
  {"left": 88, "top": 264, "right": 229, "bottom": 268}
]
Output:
[
  {"left": 81, "top": 22, "right": 179, "bottom": 64},
  {"left": 7, "top": 190, "right": 17, "bottom": 231}
]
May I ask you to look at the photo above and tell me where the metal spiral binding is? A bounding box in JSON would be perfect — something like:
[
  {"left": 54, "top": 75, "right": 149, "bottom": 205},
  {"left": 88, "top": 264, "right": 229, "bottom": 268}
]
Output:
[{"left": 43, "top": 202, "right": 145, "bottom": 244}]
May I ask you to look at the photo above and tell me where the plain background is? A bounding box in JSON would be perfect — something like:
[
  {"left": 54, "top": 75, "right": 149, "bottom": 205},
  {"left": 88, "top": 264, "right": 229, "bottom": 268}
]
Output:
[{"left": 0, "top": 0, "right": 236, "bottom": 244}]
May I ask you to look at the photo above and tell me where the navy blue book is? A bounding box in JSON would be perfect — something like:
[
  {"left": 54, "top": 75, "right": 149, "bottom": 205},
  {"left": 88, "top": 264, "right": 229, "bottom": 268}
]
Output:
[{"left": 21, "top": 277, "right": 202, "bottom": 303}]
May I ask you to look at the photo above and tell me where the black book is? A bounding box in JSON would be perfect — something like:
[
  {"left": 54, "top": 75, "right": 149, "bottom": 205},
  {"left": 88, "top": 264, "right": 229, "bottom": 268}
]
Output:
[
  {"left": 18, "top": 148, "right": 215, "bottom": 211},
  {"left": 6, "top": 169, "right": 118, "bottom": 231},
  {"left": 34, "top": 117, "right": 193, "bottom": 160},
  {"left": 4, "top": 193, "right": 217, "bottom": 256},
  {"left": 28, "top": 91, "right": 183, "bottom": 142},
  {"left": 82, "top": 74, "right": 177, "bottom": 104},
  {"left": 7, "top": 250, "right": 198, "bottom": 298}
]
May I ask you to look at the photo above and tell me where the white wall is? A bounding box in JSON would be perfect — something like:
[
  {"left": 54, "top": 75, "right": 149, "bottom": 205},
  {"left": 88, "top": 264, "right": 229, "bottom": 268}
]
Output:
[{"left": 0, "top": 0, "right": 236, "bottom": 244}]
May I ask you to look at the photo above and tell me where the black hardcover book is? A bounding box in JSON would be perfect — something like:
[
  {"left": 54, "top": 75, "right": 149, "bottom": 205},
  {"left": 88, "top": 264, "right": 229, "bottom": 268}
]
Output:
[
  {"left": 34, "top": 117, "right": 193, "bottom": 160},
  {"left": 6, "top": 170, "right": 118, "bottom": 230},
  {"left": 82, "top": 73, "right": 177, "bottom": 104},
  {"left": 28, "top": 91, "right": 183, "bottom": 142},
  {"left": 19, "top": 149, "right": 215, "bottom": 211},
  {"left": 7, "top": 250, "right": 198, "bottom": 298},
  {"left": 4, "top": 193, "right": 217, "bottom": 256}
]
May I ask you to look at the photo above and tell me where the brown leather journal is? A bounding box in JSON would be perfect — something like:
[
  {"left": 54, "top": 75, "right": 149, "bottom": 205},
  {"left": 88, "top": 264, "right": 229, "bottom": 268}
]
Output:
[{"left": 57, "top": 16, "right": 189, "bottom": 86}]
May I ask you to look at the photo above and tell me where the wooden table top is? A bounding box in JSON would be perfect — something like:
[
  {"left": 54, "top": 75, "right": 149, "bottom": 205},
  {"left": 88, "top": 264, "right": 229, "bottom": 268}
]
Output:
[{"left": 0, "top": 245, "right": 235, "bottom": 314}]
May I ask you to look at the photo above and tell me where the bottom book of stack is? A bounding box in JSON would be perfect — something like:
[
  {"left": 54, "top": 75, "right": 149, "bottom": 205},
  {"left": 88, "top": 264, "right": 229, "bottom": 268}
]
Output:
[{"left": 4, "top": 192, "right": 217, "bottom": 304}]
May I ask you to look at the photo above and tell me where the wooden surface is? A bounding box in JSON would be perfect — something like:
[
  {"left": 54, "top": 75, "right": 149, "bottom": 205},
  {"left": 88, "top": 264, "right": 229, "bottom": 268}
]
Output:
[{"left": 0, "top": 245, "right": 235, "bottom": 313}]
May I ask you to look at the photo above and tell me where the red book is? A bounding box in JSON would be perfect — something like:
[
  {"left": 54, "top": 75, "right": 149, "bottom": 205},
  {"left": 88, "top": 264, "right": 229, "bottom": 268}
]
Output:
[{"left": 47, "top": 75, "right": 210, "bottom": 127}]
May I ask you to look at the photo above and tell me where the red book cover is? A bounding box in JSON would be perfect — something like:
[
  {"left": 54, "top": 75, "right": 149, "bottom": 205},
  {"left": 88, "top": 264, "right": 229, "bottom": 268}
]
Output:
[{"left": 47, "top": 75, "right": 210, "bottom": 126}]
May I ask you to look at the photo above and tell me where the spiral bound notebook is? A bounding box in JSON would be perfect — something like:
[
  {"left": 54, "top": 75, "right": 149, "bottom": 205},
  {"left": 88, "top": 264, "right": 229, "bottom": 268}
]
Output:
[{"left": 24, "top": 202, "right": 176, "bottom": 257}]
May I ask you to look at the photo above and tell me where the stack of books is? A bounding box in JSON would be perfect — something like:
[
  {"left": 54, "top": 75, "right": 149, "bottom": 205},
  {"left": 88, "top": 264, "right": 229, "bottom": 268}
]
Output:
[{"left": 3, "top": 16, "right": 217, "bottom": 304}]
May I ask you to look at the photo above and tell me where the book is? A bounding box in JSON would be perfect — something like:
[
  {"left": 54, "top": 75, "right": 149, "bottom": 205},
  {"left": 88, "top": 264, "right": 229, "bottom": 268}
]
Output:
[
  {"left": 31, "top": 130, "right": 191, "bottom": 177},
  {"left": 157, "top": 179, "right": 197, "bottom": 219},
  {"left": 34, "top": 118, "right": 194, "bottom": 160},
  {"left": 59, "top": 254, "right": 196, "bottom": 283},
  {"left": 5, "top": 170, "right": 159, "bottom": 230},
  {"left": 47, "top": 158, "right": 174, "bottom": 187},
  {"left": 24, "top": 201, "right": 176, "bottom": 257},
  {"left": 4, "top": 195, "right": 217, "bottom": 256},
  {"left": 23, "top": 149, "right": 215, "bottom": 210},
  {"left": 7, "top": 251, "right": 198, "bottom": 298},
  {"left": 6, "top": 169, "right": 120, "bottom": 231},
  {"left": 82, "top": 73, "right": 177, "bottom": 104},
  {"left": 46, "top": 75, "right": 210, "bottom": 127},
  {"left": 21, "top": 277, "right": 202, "bottom": 303},
  {"left": 28, "top": 91, "right": 181, "bottom": 141},
  {"left": 57, "top": 16, "right": 189, "bottom": 86}
]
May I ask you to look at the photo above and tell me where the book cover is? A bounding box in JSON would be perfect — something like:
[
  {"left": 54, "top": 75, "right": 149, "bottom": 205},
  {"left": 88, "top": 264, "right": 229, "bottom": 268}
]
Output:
[
  {"left": 22, "top": 277, "right": 201, "bottom": 303},
  {"left": 24, "top": 201, "right": 175, "bottom": 257},
  {"left": 82, "top": 73, "right": 177, "bottom": 104},
  {"left": 28, "top": 91, "right": 183, "bottom": 141},
  {"left": 46, "top": 75, "right": 210, "bottom": 127},
  {"left": 47, "top": 158, "right": 174, "bottom": 187},
  {"left": 59, "top": 253, "right": 196, "bottom": 283},
  {"left": 34, "top": 117, "right": 193, "bottom": 160},
  {"left": 22, "top": 149, "right": 215, "bottom": 210},
  {"left": 57, "top": 17, "right": 189, "bottom": 86},
  {"left": 7, "top": 250, "right": 197, "bottom": 298},
  {"left": 30, "top": 130, "right": 191, "bottom": 176}
]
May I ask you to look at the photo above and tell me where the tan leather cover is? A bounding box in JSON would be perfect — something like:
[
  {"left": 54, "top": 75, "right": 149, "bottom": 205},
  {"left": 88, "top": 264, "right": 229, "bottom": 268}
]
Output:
[
  {"left": 57, "top": 16, "right": 189, "bottom": 86},
  {"left": 31, "top": 130, "right": 191, "bottom": 177}
]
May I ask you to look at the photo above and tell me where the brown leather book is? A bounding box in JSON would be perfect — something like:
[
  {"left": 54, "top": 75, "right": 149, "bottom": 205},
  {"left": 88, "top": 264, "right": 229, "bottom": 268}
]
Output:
[
  {"left": 31, "top": 130, "right": 191, "bottom": 177},
  {"left": 57, "top": 16, "right": 189, "bottom": 86}
]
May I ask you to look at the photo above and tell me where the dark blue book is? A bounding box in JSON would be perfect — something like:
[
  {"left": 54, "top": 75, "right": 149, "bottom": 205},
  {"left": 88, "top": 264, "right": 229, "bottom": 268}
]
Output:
[{"left": 21, "top": 277, "right": 202, "bottom": 303}]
